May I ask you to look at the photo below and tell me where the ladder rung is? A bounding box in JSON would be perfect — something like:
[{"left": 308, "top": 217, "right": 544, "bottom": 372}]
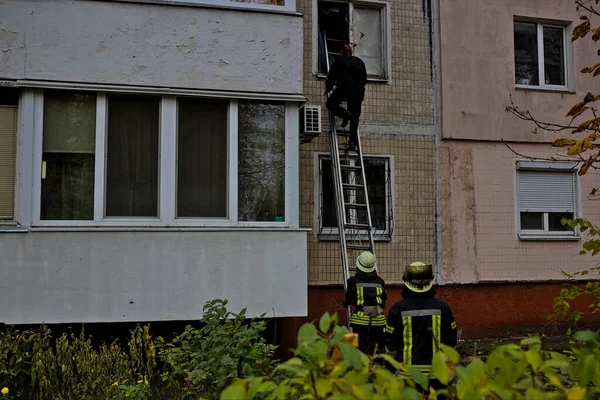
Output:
[
  {"left": 344, "top": 223, "right": 371, "bottom": 230},
  {"left": 342, "top": 183, "right": 364, "bottom": 190},
  {"left": 347, "top": 244, "right": 372, "bottom": 251},
  {"left": 345, "top": 203, "right": 367, "bottom": 209},
  {"left": 340, "top": 165, "right": 362, "bottom": 171},
  {"left": 339, "top": 145, "right": 359, "bottom": 153}
]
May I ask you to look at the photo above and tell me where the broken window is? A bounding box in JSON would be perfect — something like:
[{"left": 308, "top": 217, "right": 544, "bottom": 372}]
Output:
[{"left": 317, "top": 1, "right": 386, "bottom": 79}]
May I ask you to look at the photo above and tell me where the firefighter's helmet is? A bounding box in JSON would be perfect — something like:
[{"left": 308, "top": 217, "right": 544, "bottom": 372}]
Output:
[
  {"left": 403, "top": 261, "right": 434, "bottom": 293},
  {"left": 356, "top": 251, "right": 376, "bottom": 274}
]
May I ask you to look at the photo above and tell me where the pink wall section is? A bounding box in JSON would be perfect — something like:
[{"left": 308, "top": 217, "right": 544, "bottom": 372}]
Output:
[
  {"left": 439, "top": 0, "right": 598, "bottom": 143},
  {"left": 440, "top": 141, "right": 600, "bottom": 283}
]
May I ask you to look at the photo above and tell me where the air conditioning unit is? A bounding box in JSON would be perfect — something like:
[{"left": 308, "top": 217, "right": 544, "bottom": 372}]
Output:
[{"left": 301, "top": 105, "right": 322, "bottom": 135}]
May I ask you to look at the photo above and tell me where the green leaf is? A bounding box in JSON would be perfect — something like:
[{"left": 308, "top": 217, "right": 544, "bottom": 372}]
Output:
[
  {"left": 297, "top": 323, "right": 319, "bottom": 347},
  {"left": 440, "top": 344, "right": 460, "bottom": 364},
  {"left": 339, "top": 343, "right": 364, "bottom": 369},
  {"left": 408, "top": 366, "right": 429, "bottom": 388},
  {"left": 377, "top": 354, "right": 403, "bottom": 371},
  {"left": 319, "top": 313, "right": 331, "bottom": 334},
  {"left": 315, "top": 378, "right": 333, "bottom": 397},
  {"left": 220, "top": 384, "right": 247, "bottom": 400},
  {"left": 431, "top": 352, "right": 450, "bottom": 385}
]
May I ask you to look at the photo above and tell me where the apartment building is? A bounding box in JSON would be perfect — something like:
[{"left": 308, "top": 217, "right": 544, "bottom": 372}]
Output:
[
  {"left": 438, "top": 0, "right": 600, "bottom": 336},
  {"left": 0, "top": 0, "right": 307, "bottom": 325},
  {"left": 279, "top": 0, "right": 441, "bottom": 343}
]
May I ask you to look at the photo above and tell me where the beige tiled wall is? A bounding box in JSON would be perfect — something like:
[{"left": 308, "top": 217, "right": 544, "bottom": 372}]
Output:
[{"left": 300, "top": 0, "right": 438, "bottom": 285}]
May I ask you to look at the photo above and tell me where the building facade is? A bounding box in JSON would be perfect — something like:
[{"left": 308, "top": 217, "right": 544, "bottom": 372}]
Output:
[
  {"left": 0, "top": 0, "right": 307, "bottom": 324},
  {"left": 437, "top": 0, "right": 600, "bottom": 334}
]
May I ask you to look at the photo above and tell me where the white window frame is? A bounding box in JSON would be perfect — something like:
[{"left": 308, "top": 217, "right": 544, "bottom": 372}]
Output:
[
  {"left": 514, "top": 19, "right": 574, "bottom": 92},
  {"left": 312, "top": 0, "right": 391, "bottom": 82},
  {"left": 109, "top": 0, "right": 297, "bottom": 14},
  {"left": 514, "top": 160, "right": 581, "bottom": 241},
  {"left": 314, "top": 152, "right": 394, "bottom": 241},
  {"left": 29, "top": 89, "right": 299, "bottom": 229}
]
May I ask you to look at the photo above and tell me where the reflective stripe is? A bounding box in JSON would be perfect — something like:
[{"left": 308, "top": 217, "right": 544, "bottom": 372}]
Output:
[
  {"left": 432, "top": 314, "right": 441, "bottom": 353},
  {"left": 350, "top": 313, "right": 386, "bottom": 326},
  {"left": 357, "top": 286, "right": 364, "bottom": 306},
  {"left": 376, "top": 286, "right": 382, "bottom": 305},
  {"left": 385, "top": 324, "right": 394, "bottom": 334},
  {"left": 401, "top": 309, "right": 441, "bottom": 317},
  {"left": 402, "top": 316, "right": 412, "bottom": 365},
  {"left": 451, "top": 321, "right": 457, "bottom": 329},
  {"left": 356, "top": 283, "right": 382, "bottom": 288}
]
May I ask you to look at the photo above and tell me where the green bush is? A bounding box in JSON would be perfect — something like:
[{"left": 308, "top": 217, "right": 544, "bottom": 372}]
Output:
[
  {"left": 0, "top": 299, "right": 276, "bottom": 400},
  {"left": 221, "top": 312, "right": 600, "bottom": 400},
  {"left": 159, "top": 299, "right": 277, "bottom": 400}
]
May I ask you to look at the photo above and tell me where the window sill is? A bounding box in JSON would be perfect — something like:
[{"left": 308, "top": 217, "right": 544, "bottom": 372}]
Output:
[
  {"left": 518, "top": 233, "right": 580, "bottom": 241},
  {"left": 515, "top": 85, "right": 575, "bottom": 95},
  {"left": 89, "top": 0, "right": 301, "bottom": 15},
  {"left": 29, "top": 226, "right": 310, "bottom": 232},
  {"left": 0, "top": 223, "right": 29, "bottom": 233},
  {"left": 314, "top": 73, "right": 389, "bottom": 84},
  {"left": 317, "top": 233, "right": 392, "bottom": 242}
]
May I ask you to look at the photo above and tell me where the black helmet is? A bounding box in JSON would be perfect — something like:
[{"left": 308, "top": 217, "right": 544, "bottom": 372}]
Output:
[{"left": 402, "top": 262, "right": 434, "bottom": 293}]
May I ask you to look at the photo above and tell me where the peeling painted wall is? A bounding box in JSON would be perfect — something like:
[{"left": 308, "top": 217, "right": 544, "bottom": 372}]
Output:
[
  {"left": 0, "top": 0, "right": 303, "bottom": 94},
  {"left": 0, "top": 230, "right": 308, "bottom": 324},
  {"left": 440, "top": 141, "right": 600, "bottom": 283}
]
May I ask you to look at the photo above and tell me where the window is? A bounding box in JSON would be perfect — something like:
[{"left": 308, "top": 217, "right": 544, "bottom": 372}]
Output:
[
  {"left": 238, "top": 101, "right": 286, "bottom": 222},
  {"left": 514, "top": 20, "right": 570, "bottom": 90},
  {"left": 516, "top": 161, "right": 579, "bottom": 239},
  {"left": 0, "top": 88, "right": 18, "bottom": 220},
  {"left": 32, "top": 90, "right": 297, "bottom": 227},
  {"left": 317, "top": 1, "right": 387, "bottom": 79},
  {"left": 177, "top": 98, "right": 228, "bottom": 218},
  {"left": 106, "top": 95, "right": 160, "bottom": 217},
  {"left": 317, "top": 155, "right": 393, "bottom": 240}
]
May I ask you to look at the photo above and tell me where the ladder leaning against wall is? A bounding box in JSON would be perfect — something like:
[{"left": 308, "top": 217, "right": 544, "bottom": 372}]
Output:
[{"left": 323, "top": 31, "right": 378, "bottom": 326}]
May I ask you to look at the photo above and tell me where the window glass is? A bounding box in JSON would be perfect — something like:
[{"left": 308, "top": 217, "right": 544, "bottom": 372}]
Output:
[
  {"left": 320, "top": 157, "right": 389, "bottom": 233},
  {"left": 353, "top": 7, "right": 383, "bottom": 77},
  {"left": 0, "top": 89, "right": 18, "bottom": 219},
  {"left": 177, "top": 98, "right": 228, "bottom": 218},
  {"left": 520, "top": 212, "right": 543, "bottom": 230},
  {"left": 548, "top": 212, "right": 573, "bottom": 231},
  {"left": 105, "top": 95, "right": 159, "bottom": 217},
  {"left": 514, "top": 22, "right": 539, "bottom": 86},
  {"left": 361, "top": 158, "right": 387, "bottom": 231},
  {"left": 238, "top": 101, "right": 285, "bottom": 222},
  {"left": 41, "top": 91, "right": 96, "bottom": 220},
  {"left": 543, "top": 26, "right": 565, "bottom": 85}
]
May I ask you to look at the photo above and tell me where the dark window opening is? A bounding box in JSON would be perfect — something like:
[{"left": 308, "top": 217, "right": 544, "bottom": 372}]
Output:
[
  {"left": 318, "top": 1, "right": 349, "bottom": 74},
  {"left": 549, "top": 212, "right": 573, "bottom": 231}
]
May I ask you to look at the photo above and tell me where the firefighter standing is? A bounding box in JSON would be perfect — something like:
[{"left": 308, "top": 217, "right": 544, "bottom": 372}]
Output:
[
  {"left": 343, "top": 251, "right": 387, "bottom": 355},
  {"left": 385, "top": 262, "right": 458, "bottom": 383},
  {"left": 325, "top": 44, "right": 367, "bottom": 149}
]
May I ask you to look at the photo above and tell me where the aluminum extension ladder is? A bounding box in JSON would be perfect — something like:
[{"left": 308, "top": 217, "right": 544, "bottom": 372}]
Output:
[{"left": 326, "top": 109, "right": 378, "bottom": 326}]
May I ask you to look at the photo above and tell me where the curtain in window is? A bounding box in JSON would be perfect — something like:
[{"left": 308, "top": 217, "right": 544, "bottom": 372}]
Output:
[
  {"left": 177, "top": 98, "right": 228, "bottom": 218},
  {"left": 41, "top": 90, "right": 96, "bottom": 220},
  {"left": 0, "top": 106, "right": 17, "bottom": 219},
  {"left": 238, "top": 102, "right": 285, "bottom": 222},
  {"left": 353, "top": 7, "right": 383, "bottom": 77},
  {"left": 106, "top": 95, "right": 159, "bottom": 217}
]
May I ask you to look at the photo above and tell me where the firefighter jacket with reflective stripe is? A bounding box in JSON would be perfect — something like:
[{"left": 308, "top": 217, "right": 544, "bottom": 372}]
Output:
[
  {"left": 384, "top": 288, "right": 457, "bottom": 369},
  {"left": 344, "top": 273, "right": 387, "bottom": 327}
]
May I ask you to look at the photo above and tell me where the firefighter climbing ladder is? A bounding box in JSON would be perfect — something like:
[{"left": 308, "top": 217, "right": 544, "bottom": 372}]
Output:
[
  {"left": 326, "top": 110, "right": 378, "bottom": 325},
  {"left": 323, "top": 33, "right": 377, "bottom": 326}
]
